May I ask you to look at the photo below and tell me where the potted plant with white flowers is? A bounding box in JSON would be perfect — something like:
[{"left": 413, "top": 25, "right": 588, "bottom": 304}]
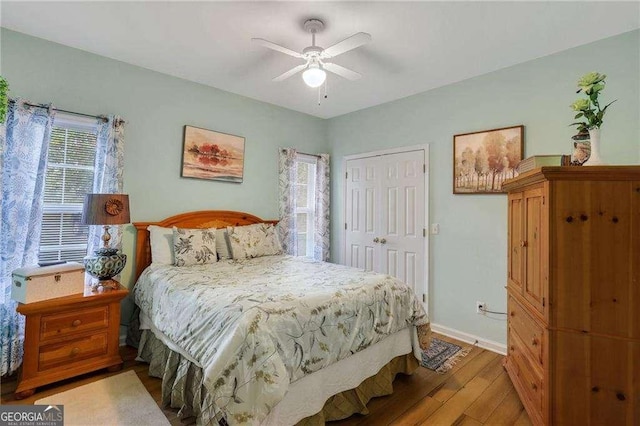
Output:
[{"left": 569, "top": 72, "right": 615, "bottom": 165}]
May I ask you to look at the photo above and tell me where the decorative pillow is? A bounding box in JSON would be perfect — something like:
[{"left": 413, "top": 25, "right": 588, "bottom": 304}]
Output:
[
  {"left": 227, "top": 223, "right": 282, "bottom": 259},
  {"left": 147, "top": 225, "right": 174, "bottom": 265},
  {"left": 215, "top": 228, "right": 232, "bottom": 260},
  {"left": 172, "top": 227, "right": 218, "bottom": 266}
]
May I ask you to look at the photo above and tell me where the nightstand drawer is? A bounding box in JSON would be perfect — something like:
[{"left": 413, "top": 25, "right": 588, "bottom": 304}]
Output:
[
  {"left": 39, "top": 333, "right": 108, "bottom": 371},
  {"left": 40, "top": 306, "right": 109, "bottom": 341},
  {"left": 508, "top": 295, "right": 544, "bottom": 367}
]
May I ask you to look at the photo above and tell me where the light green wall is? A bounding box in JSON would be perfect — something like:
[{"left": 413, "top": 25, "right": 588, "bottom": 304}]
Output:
[
  {"left": 1, "top": 29, "right": 327, "bottom": 323},
  {"left": 3, "top": 28, "right": 639, "bottom": 345},
  {"left": 327, "top": 30, "right": 640, "bottom": 345}
]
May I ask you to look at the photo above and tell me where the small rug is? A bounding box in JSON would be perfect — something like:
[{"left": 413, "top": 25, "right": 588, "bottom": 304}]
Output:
[
  {"left": 421, "top": 337, "right": 471, "bottom": 373},
  {"left": 35, "top": 370, "right": 170, "bottom": 426}
]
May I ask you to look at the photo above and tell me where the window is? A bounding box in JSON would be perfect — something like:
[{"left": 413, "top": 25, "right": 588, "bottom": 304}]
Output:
[
  {"left": 39, "top": 114, "right": 97, "bottom": 263},
  {"left": 295, "top": 155, "right": 317, "bottom": 257}
]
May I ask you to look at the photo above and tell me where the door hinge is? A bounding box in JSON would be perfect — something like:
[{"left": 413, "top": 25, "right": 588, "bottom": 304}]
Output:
[
  {"left": 423, "top": 164, "right": 426, "bottom": 173},
  {"left": 345, "top": 172, "right": 348, "bottom": 179},
  {"left": 542, "top": 196, "right": 545, "bottom": 205},
  {"left": 542, "top": 297, "right": 545, "bottom": 307},
  {"left": 423, "top": 228, "right": 426, "bottom": 237},
  {"left": 345, "top": 222, "right": 347, "bottom": 230},
  {"left": 422, "top": 294, "right": 426, "bottom": 303}
]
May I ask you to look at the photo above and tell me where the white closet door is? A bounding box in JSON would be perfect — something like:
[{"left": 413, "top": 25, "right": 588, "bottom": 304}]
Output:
[
  {"left": 344, "top": 149, "right": 426, "bottom": 297},
  {"left": 345, "top": 157, "right": 380, "bottom": 271},
  {"left": 379, "top": 150, "right": 425, "bottom": 294}
]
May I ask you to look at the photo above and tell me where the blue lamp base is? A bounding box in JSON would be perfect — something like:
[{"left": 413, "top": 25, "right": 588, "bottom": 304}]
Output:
[{"left": 84, "top": 248, "right": 126, "bottom": 290}]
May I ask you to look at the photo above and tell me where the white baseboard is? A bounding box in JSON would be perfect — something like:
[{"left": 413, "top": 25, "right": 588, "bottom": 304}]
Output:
[
  {"left": 431, "top": 323, "right": 507, "bottom": 355},
  {"left": 119, "top": 333, "right": 127, "bottom": 347}
]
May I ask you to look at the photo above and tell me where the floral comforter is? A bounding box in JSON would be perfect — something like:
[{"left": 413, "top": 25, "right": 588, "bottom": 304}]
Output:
[{"left": 134, "top": 255, "right": 429, "bottom": 425}]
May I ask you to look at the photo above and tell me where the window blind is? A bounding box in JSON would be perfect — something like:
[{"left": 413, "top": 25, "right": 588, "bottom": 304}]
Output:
[
  {"left": 294, "top": 156, "right": 317, "bottom": 257},
  {"left": 39, "top": 120, "right": 97, "bottom": 263}
]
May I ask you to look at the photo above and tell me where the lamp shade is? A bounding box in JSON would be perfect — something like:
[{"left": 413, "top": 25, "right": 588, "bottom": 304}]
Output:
[{"left": 81, "top": 194, "right": 130, "bottom": 225}]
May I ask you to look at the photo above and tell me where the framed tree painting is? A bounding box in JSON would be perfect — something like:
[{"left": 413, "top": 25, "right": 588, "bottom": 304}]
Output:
[
  {"left": 181, "top": 125, "right": 245, "bottom": 183},
  {"left": 453, "top": 125, "right": 524, "bottom": 194}
]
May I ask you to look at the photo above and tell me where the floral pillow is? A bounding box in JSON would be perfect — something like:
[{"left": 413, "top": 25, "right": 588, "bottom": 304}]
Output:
[
  {"left": 227, "top": 223, "right": 282, "bottom": 259},
  {"left": 172, "top": 227, "right": 218, "bottom": 266}
]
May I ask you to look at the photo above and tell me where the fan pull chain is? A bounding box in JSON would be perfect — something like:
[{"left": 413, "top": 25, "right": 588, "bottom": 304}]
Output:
[{"left": 317, "top": 79, "right": 329, "bottom": 106}]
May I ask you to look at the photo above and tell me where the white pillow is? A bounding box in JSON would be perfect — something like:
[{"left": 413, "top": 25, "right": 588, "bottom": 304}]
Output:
[
  {"left": 215, "top": 229, "right": 232, "bottom": 260},
  {"left": 147, "top": 225, "right": 174, "bottom": 265},
  {"left": 227, "top": 223, "right": 282, "bottom": 259},
  {"left": 173, "top": 227, "right": 218, "bottom": 266}
]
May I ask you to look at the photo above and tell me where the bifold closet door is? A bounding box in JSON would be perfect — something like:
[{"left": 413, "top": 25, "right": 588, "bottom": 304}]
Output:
[
  {"left": 378, "top": 150, "right": 425, "bottom": 294},
  {"left": 345, "top": 157, "right": 380, "bottom": 272}
]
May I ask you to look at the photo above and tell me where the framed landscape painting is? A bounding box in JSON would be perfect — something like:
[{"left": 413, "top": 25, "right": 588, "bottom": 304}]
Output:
[
  {"left": 181, "top": 125, "right": 245, "bottom": 183},
  {"left": 453, "top": 125, "right": 524, "bottom": 194}
]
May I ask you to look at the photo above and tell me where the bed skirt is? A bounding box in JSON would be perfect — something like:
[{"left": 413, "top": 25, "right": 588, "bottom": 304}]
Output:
[{"left": 138, "top": 330, "right": 418, "bottom": 425}]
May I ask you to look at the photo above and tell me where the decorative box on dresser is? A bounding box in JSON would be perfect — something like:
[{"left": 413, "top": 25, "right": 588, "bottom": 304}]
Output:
[
  {"left": 14, "top": 285, "right": 128, "bottom": 399},
  {"left": 502, "top": 166, "right": 640, "bottom": 425}
]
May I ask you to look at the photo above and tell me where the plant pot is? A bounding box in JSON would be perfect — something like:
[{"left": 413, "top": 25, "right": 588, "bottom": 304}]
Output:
[{"left": 583, "top": 128, "right": 604, "bottom": 166}]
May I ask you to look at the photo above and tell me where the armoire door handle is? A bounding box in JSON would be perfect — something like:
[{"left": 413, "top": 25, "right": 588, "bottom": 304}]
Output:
[
  {"left": 380, "top": 238, "right": 387, "bottom": 244},
  {"left": 373, "top": 237, "right": 380, "bottom": 243}
]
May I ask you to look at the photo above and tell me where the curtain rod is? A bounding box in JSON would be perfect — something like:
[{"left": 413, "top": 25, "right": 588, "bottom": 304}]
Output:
[
  {"left": 299, "top": 151, "right": 321, "bottom": 158},
  {"left": 9, "top": 99, "right": 108, "bottom": 122},
  {"left": 281, "top": 148, "right": 321, "bottom": 158}
]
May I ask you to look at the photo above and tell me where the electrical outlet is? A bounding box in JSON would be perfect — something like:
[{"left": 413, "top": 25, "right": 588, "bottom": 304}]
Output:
[{"left": 476, "top": 301, "right": 486, "bottom": 314}]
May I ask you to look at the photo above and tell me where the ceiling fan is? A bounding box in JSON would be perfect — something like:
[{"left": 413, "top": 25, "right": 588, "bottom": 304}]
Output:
[{"left": 252, "top": 19, "right": 371, "bottom": 88}]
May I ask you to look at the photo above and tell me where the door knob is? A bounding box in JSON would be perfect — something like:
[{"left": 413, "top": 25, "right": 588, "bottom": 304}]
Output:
[
  {"left": 373, "top": 237, "right": 380, "bottom": 243},
  {"left": 380, "top": 238, "right": 387, "bottom": 244}
]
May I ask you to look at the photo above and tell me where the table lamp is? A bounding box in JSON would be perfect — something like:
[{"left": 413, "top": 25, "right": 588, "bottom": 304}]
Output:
[{"left": 81, "top": 193, "right": 130, "bottom": 289}]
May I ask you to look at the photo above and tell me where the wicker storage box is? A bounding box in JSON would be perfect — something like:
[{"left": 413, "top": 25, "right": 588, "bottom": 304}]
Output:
[{"left": 11, "top": 262, "right": 85, "bottom": 304}]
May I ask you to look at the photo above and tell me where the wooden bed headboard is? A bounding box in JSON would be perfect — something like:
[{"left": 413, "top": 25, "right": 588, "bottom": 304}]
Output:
[{"left": 133, "top": 210, "right": 278, "bottom": 281}]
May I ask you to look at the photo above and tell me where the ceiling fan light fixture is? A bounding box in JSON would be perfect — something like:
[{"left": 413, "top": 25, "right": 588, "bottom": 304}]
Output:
[
  {"left": 254, "top": 18, "right": 370, "bottom": 92},
  {"left": 302, "top": 65, "right": 326, "bottom": 88}
]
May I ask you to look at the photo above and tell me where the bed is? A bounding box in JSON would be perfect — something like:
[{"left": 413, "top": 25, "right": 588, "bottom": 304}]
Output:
[{"left": 132, "top": 210, "right": 430, "bottom": 425}]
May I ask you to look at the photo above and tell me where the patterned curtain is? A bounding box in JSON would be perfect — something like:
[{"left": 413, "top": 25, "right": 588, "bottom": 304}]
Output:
[
  {"left": 278, "top": 148, "right": 298, "bottom": 255},
  {"left": 0, "top": 100, "right": 55, "bottom": 375},
  {"left": 313, "top": 154, "right": 330, "bottom": 261},
  {"left": 87, "top": 116, "right": 125, "bottom": 255},
  {"left": 279, "top": 148, "right": 330, "bottom": 260}
]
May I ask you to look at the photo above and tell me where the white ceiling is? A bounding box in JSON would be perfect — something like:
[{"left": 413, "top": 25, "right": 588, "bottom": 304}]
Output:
[{"left": 2, "top": 1, "right": 639, "bottom": 119}]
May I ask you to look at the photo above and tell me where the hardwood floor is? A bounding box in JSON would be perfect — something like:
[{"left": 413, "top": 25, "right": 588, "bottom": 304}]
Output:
[{"left": 1, "top": 333, "right": 531, "bottom": 426}]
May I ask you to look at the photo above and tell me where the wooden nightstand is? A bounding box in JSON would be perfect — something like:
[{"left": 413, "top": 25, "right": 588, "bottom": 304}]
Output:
[{"left": 14, "top": 284, "right": 128, "bottom": 399}]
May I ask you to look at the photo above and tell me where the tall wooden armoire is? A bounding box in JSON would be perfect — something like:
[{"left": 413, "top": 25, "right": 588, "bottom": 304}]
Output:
[{"left": 502, "top": 166, "right": 639, "bottom": 425}]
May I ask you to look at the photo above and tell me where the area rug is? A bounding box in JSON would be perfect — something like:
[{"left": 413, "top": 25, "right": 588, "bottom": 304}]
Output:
[
  {"left": 421, "top": 337, "right": 472, "bottom": 373},
  {"left": 35, "top": 370, "right": 170, "bottom": 426}
]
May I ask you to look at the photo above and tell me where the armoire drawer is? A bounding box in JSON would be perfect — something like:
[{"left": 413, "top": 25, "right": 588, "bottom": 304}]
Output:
[
  {"left": 508, "top": 295, "right": 545, "bottom": 367},
  {"left": 508, "top": 328, "right": 544, "bottom": 417}
]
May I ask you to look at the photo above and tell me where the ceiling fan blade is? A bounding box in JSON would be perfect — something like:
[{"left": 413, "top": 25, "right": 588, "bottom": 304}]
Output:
[
  {"left": 273, "top": 64, "right": 307, "bottom": 82},
  {"left": 252, "top": 38, "right": 303, "bottom": 58},
  {"left": 322, "top": 32, "right": 371, "bottom": 58},
  {"left": 323, "top": 63, "right": 362, "bottom": 80}
]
